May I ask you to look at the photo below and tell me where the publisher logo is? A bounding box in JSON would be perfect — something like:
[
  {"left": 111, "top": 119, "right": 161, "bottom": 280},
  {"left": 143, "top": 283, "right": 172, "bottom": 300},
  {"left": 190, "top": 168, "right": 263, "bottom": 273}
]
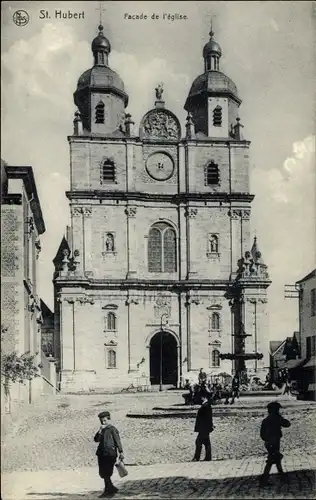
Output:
[{"left": 13, "top": 10, "right": 29, "bottom": 26}]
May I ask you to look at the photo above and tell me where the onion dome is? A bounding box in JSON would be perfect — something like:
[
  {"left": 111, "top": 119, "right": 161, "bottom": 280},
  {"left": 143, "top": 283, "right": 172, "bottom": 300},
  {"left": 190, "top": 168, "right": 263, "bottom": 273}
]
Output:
[
  {"left": 91, "top": 24, "right": 111, "bottom": 56},
  {"left": 203, "top": 28, "right": 222, "bottom": 59},
  {"left": 76, "top": 66, "right": 127, "bottom": 101},
  {"left": 188, "top": 71, "right": 238, "bottom": 99}
]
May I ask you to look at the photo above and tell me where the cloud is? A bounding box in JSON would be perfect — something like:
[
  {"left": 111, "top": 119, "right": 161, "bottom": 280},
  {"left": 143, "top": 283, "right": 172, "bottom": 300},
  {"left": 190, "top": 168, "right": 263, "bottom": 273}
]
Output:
[{"left": 252, "top": 135, "right": 315, "bottom": 338}]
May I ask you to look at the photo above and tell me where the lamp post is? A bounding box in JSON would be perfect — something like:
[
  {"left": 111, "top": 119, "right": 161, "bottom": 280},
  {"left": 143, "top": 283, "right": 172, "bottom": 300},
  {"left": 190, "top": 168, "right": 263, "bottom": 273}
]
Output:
[{"left": 159, "top": 313, "right": 169, "bottom": 392}]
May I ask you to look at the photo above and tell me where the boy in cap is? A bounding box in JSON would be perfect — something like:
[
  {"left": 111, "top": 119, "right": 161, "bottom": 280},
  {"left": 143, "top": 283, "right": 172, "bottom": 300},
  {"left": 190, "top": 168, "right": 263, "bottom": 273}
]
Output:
[
  {"left": 259, "top": 401, "right": 291, "bottom": 486},
  {"left": 94, "top": 411, "right": 124, "bottom": 497}
]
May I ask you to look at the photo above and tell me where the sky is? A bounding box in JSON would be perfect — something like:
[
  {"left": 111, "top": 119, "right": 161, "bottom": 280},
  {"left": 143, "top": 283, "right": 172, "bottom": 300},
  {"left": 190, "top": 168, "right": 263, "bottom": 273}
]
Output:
[{"left": 1, "top": 1, "right": 315, "bottom": 341}]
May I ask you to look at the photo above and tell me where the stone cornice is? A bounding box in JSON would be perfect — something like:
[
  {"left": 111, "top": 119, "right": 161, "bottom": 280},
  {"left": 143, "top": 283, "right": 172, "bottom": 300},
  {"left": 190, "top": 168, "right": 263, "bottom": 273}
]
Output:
[
  {"left": 54, "top": 278, "right": 234, "bottom": 292},
  {"left": 66, "top": 190, "right": 255, "bottom": 203},
  {"left": 68, "top": 135, "right": 251, "bottom": 147},
  {"left": 5, "top": 166, "right": 46, "bottom": 234}
]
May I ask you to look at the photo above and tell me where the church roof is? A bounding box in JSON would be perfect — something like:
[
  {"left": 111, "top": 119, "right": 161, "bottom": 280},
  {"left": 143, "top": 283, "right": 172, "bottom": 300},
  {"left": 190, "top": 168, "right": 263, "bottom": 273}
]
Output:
[
  {"left": 296, "top": 269, "right": 316, "bottom": 284},
  {"left": 185, "top": 70, "right": 240, "bottom": 111},
  {"left": 269, "top": 340, "right": 285, "bottom": 354}
]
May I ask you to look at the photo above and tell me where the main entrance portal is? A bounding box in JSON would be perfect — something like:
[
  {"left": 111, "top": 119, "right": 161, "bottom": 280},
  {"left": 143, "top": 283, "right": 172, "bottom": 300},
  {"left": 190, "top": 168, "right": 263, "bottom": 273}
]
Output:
[{"left": 149, "top": 331, "right": 178, "bottom": 386}]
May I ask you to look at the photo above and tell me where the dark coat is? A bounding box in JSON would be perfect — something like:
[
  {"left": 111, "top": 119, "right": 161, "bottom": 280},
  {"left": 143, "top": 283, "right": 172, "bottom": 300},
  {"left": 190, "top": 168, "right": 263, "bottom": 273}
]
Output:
[
  {"left": 94, "top": 424, "right": 123, "bottom": 458},
  {"left": 194, "top": 403, "right": 214, "bottom": 434},
  {"left": 260, "top": 414, "right": 291, "bottom": 443}
]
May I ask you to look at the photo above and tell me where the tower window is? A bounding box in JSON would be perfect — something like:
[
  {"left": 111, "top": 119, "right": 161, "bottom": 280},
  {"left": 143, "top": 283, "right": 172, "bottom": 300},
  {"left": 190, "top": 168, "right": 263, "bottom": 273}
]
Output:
[
  {"left": 211, "top": 312, "right": 220, "bottom": 330},
  {"left": 107, "top": 312, "right": 116, "bottom": 331},
  {"left": 148, "top": 222, "right": 177, "bottom": 273},
  {"left": 212, "top": 349, "right": 220, "bottom": 368},
  {"left": 107, "top": 349, "right": 117, "bottom": 368},
  {"left": 213, "top": 106, "right": 222, "bottom": 127},
  {"left": 101, "top": 160, "right": 116, "bottom": 183},
  {"left": 95, "top": 101, "right": 105, "bottom": 124},
  {"left": 205, "top": 162, "right": 219, "bottom": 185}
]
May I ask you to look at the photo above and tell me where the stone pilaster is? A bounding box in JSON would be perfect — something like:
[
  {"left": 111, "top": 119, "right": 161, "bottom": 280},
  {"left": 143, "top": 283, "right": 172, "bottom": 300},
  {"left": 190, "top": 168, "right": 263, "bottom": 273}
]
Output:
[
  {"left": 126, "top": 142, "right": 134, "bottom": 191},
  {"left": 71, "top": 206, "right": 84, "bottom": 275},
  {"left": 125, "top": 206, "right": 137, "bottom": 278},
  {"left": 178, "top": 205, "right": 187, "bottom": 279},
  {"left": 82, "top": 207, "right": 92, "bottom": 276},
  {"left": 125, "top": 295, "right": 139, "bottom": 372},
  {"left": 229, "top": 209, "right": 242, "bottom": 275},
  {"left": 240, "top": 209, "right": 251, "bottom": 258},
  {"left": 185, "top": 207, "right": 198, "bottom": 279},
  {"left": 178, "top": 144, "right": 185, "bottom": 192},
  {"left": 60, "top": 297, "right": 75, "bottom": 371}
]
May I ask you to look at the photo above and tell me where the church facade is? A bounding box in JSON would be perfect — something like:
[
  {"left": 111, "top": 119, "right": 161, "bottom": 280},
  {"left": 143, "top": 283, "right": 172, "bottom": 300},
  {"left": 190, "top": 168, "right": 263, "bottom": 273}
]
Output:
[{"left": 53, "top": 25, "right": 271, "bottom": 392}]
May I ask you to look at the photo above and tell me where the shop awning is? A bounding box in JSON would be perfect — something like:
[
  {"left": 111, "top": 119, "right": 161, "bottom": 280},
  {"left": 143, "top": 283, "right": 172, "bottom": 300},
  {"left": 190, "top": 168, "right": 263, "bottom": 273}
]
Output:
[
  {"left": 284, "top": 358, "right": 306, "bottom": 370},
  {"left": 303, "top": 357, "right": 316, "bottom": 369}
]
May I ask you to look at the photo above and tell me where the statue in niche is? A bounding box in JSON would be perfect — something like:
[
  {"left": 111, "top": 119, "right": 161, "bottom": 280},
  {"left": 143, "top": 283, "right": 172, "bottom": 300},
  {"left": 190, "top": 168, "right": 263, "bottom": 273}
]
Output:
[
  {"left": 105, "top": 233, "right": 115, "bottom": 252},
  {"left": 209, "top": 235, "right": 218, "bottom": 253},
  {"left": 155, "top": 83, "right": 164, "bottom": 100}
]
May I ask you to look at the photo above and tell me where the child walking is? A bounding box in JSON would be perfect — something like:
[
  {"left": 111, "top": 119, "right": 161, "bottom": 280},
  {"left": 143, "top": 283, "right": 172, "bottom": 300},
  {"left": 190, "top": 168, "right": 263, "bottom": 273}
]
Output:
[
  {"left": 259, "top": 401, "right": 291, "bottom": 486},
  {"left": 94, "top": 411, "right": 124, "bottom": 497}
]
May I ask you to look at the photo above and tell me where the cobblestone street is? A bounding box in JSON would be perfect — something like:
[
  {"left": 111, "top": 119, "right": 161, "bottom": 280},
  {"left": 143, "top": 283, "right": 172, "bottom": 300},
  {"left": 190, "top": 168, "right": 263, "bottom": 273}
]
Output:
[{"left": 2, "top": 392, "right": 316, "bottom": 499}]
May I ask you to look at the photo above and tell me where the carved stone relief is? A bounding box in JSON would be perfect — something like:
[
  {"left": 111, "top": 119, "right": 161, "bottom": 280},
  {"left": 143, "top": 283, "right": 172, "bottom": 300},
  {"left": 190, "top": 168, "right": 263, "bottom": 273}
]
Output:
[{"left": 141, "top": 110, "right": 180, "bottom": 141}]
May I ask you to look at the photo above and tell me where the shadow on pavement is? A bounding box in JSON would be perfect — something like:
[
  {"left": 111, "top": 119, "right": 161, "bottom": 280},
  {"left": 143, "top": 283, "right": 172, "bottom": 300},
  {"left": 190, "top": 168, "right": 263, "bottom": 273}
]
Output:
[{"left": 25, "top": 469, "right": 316, "bottom": 499}]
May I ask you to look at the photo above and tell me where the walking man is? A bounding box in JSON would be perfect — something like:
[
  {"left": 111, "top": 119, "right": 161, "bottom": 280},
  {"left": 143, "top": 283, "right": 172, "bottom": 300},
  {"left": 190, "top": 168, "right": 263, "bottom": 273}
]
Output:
[
  {"left": 259, "top": 401, "right": 291, "bottom": 486},
  {"left": 94, "top": 411, "right": 124, "bottom": 497},
  {"left": 192, "top": 396, "right": 214, "bottom": 461}
]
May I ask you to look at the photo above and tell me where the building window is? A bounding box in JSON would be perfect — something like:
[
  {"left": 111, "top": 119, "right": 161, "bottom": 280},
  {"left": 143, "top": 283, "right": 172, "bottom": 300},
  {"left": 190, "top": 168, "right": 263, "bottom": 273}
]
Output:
[
  {"left": 205, "top": 162, "right": 219, "bottom": 185},
  {"left": 95, "top": 101, "right": 105, "bottom": 124},
  {"left": 212, "top": 349, "right": 220, "bottom": 368},
  {"left": 104, "top": 232, "right": 115, "bottom": 252},
  {"left": 107, "top": 349, "right": 116, "bottom": 368},
  {"left": 101, "top": 160, "right": 116, "bottom": 183},
  {"left": 211, "top": 312, "right": 220, "bottom": 330},
  {"left": 213, "top": 106, "right": 222, "bottom": 127},
  {"left": 311, "top": 289, "right": 316, "bottom": 317},
  {"left": 107, "top": 312, "right": 116, "bottom": 331},
  {"left": 148, "top": 222, "right": 177, "bottom": 273}
]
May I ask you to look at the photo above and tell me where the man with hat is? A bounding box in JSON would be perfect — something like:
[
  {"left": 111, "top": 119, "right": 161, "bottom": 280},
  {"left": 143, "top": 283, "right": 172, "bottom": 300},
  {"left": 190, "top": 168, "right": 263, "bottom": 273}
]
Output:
[
  {"left": 94, "top": 410, "right": 124, "bottom": 497},
  {"left": 259, "top": 401, "right": 291, "bottom": 486}
]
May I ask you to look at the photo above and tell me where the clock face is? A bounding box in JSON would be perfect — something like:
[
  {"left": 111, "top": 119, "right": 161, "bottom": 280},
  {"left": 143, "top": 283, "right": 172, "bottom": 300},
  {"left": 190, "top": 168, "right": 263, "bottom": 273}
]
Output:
[{"left": 146, "top": 152, "right": 174, "bottom": 181}]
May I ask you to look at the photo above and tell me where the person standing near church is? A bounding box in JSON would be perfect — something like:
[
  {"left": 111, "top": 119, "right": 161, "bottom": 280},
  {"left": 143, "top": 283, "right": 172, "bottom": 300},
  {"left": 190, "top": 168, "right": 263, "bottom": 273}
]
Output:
[
  {"left": 192, "top": 396, "right": 214, "bottom": 461},
  {"left": 94, "top": 411, "right": 124, "bottom": 497},
  {"left": 198, "top": 368, "right": 207, "bottom": 385}
]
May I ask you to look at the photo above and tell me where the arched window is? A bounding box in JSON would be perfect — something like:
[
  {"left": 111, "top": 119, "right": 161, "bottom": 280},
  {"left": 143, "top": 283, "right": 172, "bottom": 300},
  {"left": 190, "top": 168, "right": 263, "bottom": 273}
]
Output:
[
  {"left": 148, "top": 222, "right": 177, "bottom": 273},
  {"left": 101, "top": 160, "right": 115, "bottom": 183},
  {"left": 212, "top": 312, "right": 220, "bottom": 330},
  {"left": 95, "top": 101, "right": 105, "bottom": 124},
  {"left": 213, "top": 106, "right": 222, "bottom": 127},
  {"left": 107, "top": 349, "right": 116, "bottom": 368},
  {"left": 212, "top": 349, "right": 220, "bottom": 368},
  {"left": 107, "top": 312, "right": 116, "bottom": 331},
  {"left": 206, "top": 162, "right": 219, "bottom": 185}
]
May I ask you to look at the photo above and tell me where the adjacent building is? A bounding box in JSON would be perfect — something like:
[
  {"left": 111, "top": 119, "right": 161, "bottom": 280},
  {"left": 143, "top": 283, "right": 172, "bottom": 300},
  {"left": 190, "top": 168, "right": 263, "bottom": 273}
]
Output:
[
  {"left": 53, "top": 26, "right": 271, "bottom": 392},
  {"left": 296, "top": 269, "right": 316, "bottom": 399},
  {"left": 1, "top": 160, "right": 46, "bottom": 404}
]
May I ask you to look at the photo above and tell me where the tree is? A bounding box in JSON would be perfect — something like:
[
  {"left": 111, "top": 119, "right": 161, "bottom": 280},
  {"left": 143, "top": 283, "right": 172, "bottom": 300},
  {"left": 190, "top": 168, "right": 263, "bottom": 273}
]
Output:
[{"left": 1, "top": 324, "right": 42, "bottom": 396}]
